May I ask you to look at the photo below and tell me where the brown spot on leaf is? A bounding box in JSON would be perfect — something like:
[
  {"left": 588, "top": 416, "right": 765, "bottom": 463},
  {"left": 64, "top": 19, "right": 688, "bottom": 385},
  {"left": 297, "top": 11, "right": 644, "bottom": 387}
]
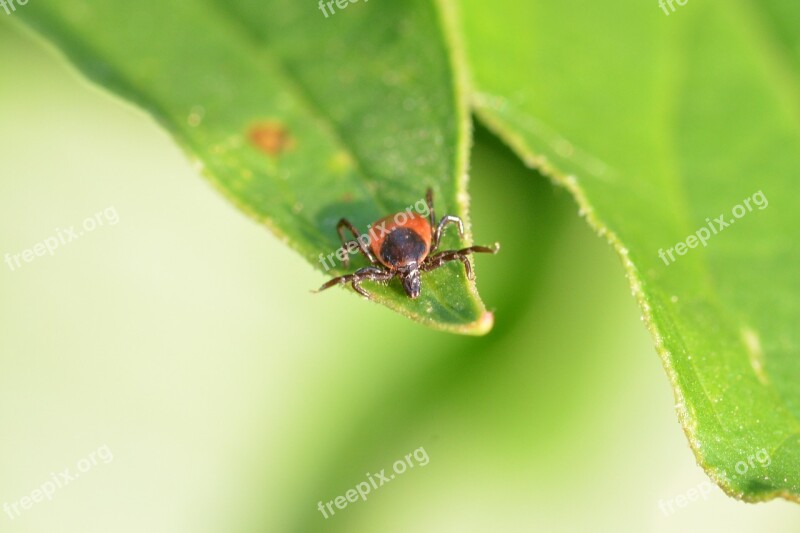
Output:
[{"left": 249, "top": 122, "right": 294, "bottom": 156}]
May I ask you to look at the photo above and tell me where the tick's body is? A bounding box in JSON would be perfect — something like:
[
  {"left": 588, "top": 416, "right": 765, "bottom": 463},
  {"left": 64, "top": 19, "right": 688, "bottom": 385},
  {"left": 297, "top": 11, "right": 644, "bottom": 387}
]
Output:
[
  {"left": 370, "top": 213, "right": 432, "bottom": 268},
  {"left": 317, "top": 189, "right": 498, "bottom": 299}
]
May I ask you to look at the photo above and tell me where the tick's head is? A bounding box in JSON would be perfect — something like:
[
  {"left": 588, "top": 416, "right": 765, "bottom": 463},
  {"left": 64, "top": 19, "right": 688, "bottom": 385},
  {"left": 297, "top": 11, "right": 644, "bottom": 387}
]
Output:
[{"left": 401, "top": 268, "right": 422, "bottom": 299}]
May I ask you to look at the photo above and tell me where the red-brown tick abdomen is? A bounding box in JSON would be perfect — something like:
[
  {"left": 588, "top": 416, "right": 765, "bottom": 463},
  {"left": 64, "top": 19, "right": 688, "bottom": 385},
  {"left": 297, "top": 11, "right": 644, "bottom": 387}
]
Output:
[{"left": 369, "top": 212, "right": 432, "bottom": 269}]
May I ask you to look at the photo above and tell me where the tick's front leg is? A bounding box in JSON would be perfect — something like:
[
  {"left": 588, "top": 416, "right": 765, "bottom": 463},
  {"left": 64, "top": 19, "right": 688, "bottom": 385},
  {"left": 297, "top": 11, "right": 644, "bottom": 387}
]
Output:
[{"left": 350, "top": 266, "right": 394, "bottom": 298}]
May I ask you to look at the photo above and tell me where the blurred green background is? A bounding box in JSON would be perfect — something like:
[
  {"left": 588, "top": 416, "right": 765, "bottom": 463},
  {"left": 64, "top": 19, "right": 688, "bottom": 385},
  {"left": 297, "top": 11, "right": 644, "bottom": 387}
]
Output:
[{"left": 1, "top": 21, "right": 799, "bottom": 533}]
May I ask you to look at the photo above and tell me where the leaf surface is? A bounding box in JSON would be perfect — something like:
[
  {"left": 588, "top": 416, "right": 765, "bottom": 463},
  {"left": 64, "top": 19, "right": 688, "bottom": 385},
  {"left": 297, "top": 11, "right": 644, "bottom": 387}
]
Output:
[
  {"left": 17, "top": 0, "right": 494, "bottom": 334},
  {"left": 456, "top": 0, "right": 800, "bottom": 499}
]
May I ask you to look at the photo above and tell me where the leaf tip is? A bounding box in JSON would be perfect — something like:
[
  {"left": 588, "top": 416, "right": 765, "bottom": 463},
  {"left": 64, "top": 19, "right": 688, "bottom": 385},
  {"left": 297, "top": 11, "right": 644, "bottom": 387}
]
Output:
[{"left": 467, "top": 310, "right": 494, "bottom": 336}]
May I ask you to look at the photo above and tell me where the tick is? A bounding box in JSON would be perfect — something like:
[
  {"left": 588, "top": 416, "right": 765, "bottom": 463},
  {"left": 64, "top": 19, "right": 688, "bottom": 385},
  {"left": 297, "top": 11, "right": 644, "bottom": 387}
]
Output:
[{"left": 317, "top": 188, "right": 499, "bottom": 299}]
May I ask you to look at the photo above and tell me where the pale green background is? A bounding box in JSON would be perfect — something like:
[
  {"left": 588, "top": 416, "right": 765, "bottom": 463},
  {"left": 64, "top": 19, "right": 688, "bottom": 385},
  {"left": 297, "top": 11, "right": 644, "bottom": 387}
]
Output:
[{"left": 0, "top": 21, "right": 798, "bottom": 533}]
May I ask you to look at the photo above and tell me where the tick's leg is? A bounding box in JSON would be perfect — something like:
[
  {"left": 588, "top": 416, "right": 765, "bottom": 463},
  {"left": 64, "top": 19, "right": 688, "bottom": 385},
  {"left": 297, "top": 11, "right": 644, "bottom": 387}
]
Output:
[
  {"left": 425, "top": 249, "right": 474, "bottom": 278},
  {"left": 336, "top": 218, "right": 377, "bottom": 268},
  {"left": 426, "top": 188, "right": 436, "bottom": 231},
  {"left": 316, "top": 273, "right": 354, "bottom": 293},
  {"left": 350, "top": 267, "right": 394, "bottom": 298},
  {"left": 316, "top": 266, "right": 393, "bottom": 298},
  {"left": 431, "top": 215, "right": 465, "bottom": 253},
  {"left": 421, "top": 244, "right": 499, "bottom": 280}
]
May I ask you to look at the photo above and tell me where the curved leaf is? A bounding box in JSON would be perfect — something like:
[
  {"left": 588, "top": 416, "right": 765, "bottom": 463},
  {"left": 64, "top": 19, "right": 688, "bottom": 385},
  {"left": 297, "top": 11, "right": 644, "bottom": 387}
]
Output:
[
  {"left": 455, "top": 0, "right": 800, "bottom": 500},
  {"left": 16, "top": 0, "right": 494, "bottom": 334}
]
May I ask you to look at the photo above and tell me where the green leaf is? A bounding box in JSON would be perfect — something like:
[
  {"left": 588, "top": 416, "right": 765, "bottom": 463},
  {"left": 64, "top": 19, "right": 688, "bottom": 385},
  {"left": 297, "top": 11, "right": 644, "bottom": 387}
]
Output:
[
  {"left": 16, "top": 0, "right": 494, "bottom": 335},
  {"left": 455, "top": 0, "right": 800, "bottom": 500}
]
